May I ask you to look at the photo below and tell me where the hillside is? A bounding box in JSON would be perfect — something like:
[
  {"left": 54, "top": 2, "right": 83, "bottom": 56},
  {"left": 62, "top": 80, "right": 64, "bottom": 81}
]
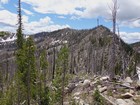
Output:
[
  {"left": 0, "top": 25, "right": 138, "bottom": 80},
  {"left": 131, "top": 42, "right": 140, "bottom": 53},
  {"left": 0, "top": 25, "right": 140, "bottom": 105}
]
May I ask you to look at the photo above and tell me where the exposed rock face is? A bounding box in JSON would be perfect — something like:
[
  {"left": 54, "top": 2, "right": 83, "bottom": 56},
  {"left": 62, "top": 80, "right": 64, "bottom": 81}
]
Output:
[{"left": 0, "top": 25, "right": 138, "bottom": 81}]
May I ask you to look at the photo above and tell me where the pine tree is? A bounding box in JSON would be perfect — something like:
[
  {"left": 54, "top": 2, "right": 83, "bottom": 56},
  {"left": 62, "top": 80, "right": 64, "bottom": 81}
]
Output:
[
  {"left": 16, "top": 0, "right": 24, "bottom": 49},
  {"left": 25, "top": 36, "right": 37, "bottom": 105},
  {"left": 15, "top": 0, "right": 26, "bottom": 104},
  {"left": 38, "top": 48, "right": 50, "bottom": 105},
  {"left": 40, "top": 49, "right": 48, "bottom": 87},
  {"left": 53, "top": 44, "right": 69, "bottom": 105}
]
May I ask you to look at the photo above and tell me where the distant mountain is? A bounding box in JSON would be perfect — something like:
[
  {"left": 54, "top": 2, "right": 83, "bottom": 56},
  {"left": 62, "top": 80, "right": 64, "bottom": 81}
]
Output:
[
  {"left": 0, "top": 31, "right": 16, "bottom": 42},
  {"left": 131, "top": 41, "right": 140, "bottom": 53},
  {"left": 0, "top": 26, "right": 138, "bottom": 80}
]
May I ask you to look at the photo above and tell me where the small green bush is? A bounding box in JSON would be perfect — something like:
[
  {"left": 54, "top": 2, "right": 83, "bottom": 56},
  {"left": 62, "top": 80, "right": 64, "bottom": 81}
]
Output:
[{"left": 93, "top": 89, "right": 104, "bottom": 105}]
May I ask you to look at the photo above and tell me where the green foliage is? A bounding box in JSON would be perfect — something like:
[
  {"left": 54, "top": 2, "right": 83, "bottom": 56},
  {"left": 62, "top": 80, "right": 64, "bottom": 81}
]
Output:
[
  {"left": 15, "top": 36, "right": 37, "bottom": 104},
  {"left": 0, "top": 31, "right": 9, "bottom": 37},
  {"left": 0, "top": 82, "right": 17, "bottom": 105},
  {"left": 16, "top": 0, "right": 24, "bottom": 49},
  {"left": 99, "top": 37, "right": 104, "bottom": 47},
  {"left": 90, "top": 38, "right": 96, "bottom": 45},
  {"left": 70, "top": 98, "right": 77, "bottom": 105},
  {"left": 40, "top": 87, "right": 50, "bottom": 105},
  {"left": 99, "top": 37, "right": 111, "bottom": 47},
  {"left": 40, "top": 49, "right": 48, "bottom": 71},
  {"left": 93, "top": 89, "right": 104, "bottom": 105},
  {"left": 52, "top": 45, "right": 69, "bottom": 104},
  {"left": 122, "top": 42, "right": 133, "bottom": 56},
  {"left": 25, "top": 36, "right": 37, "bottom": 99},
  {"left": 115, "top": 61, "right": 122, "bottom": 75},
  {"left": 37, "top": 49, "right": 50, "bottom": 105}
]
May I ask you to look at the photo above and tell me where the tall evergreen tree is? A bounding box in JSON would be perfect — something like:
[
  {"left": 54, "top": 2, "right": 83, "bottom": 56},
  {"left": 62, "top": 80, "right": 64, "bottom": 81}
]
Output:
[
  {"left": 16, "top": 0, "right": 24, "bottom": 49},
  {"left": 37, "top": 48, "right": 50, "bottom": 105},
  {"left": 25, "top": 36, "right": 37, "bottom": 105},
  {"left": 53, "top": 44, "right": 69, "bottom": 105},
  {"left": 15, "top": 0, "right": 26, "bottom": 104}
]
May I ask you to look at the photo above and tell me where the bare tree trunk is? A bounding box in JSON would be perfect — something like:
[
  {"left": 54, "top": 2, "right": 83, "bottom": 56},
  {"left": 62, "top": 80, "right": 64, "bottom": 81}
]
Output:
[
  {"left": 17, "top": 83, "right": 20, "bottom": 105},
  {"left": 97, "top": 18, "right": 99, "bottom": 27},
  {"left": 70, "top": 47, "right": 74, "bottom": 74},
  {"left": 52, "top": 47, "right": 55, "bottom": 79},
  {"left": 109, "top": 0, "right": 118, "bottom": 79},
  {"left": 27, "top": 51, "right": 31, "bottom": 105},
  {"left": 61, "top": 59, "right": 66, "bottom": 105}
]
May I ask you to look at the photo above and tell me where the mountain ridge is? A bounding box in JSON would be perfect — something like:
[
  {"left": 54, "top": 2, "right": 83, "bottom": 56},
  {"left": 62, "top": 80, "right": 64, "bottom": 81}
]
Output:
[{"left": 0, "top": 25, "right": 139, "bottom": 80}]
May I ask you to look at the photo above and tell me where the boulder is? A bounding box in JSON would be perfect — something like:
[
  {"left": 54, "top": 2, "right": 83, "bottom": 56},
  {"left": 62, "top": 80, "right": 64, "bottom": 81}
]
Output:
[
  {"left": 90, "top": 80, "right": 98, "bottom": 87},
  {"left": 100, "top": 76, "right": 109, "bottom": 81},
  {"left": 121, "top": 92, "right": 133, "bottom": 99},
  {"left": 116, "top": 99, "right": 127, "bottom": 105},
  {"left": 73, "top": 92, "right": 81, "bottom": 96},
  {"left": 122, "top": 82, "right": 130, "bottom": 87},
  {"left": 83, "top": 79, "right": 91, "bottom": 88},
  {"left": 79, "top": 99, "right": 89, "bottom": 105},
  {"left": 137, "top": 81, "right": 140, "bottom": 86},
  {"left": 98, "top": 86, "right": 107, "bottom": 93},
  {"left": 63, "top": 102, "right": 69, "bottom": 105},
  {"left": 124, "top": 99, "right": 135, "bottom": 105},
  {"left": 129, "top": 90, "right": 135, "bottom": 95},
  {"left": 124, "top": 77, "right": 133, "bottom": 83}
]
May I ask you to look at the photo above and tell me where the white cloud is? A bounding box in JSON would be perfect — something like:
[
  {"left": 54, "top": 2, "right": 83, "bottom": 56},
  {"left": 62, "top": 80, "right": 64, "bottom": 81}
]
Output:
[
  {"left": 24, "top": 16, "right": 70, "bottom": 34},
  {"left": 0, "top": 10, "right": 28, "bottom": 26},
  {"left": 120, "top": 32, "right": 140, "bottom": 43},
  {"left": 0, "top": 0, "right": 9, "bottom": 4},
  {"left": 21, "top": 0, "right": 111, "bottom": 18},
  {"left": 57, "top": 16, "right": 66, "bottom": 19},
  {"left": 21, "top": 0, "right": 140, "bottom": 28},
  {"left": 21, "top": 8, "right": 34, "bottom": 15},
  {"left": 0, "top": 10, "right": 69, "bottom": 34}
]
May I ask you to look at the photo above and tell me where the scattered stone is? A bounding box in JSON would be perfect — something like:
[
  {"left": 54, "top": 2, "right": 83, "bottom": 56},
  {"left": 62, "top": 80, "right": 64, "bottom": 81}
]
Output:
[
  {"left": 79, "top": 99, "right": 85, "bottom": 105},
  {"left": 124, "top": 99, "right": 135, "bottom": 105},
  {"left": 99, "top": 86, "right": 107, "bottom": 93},
  {"left": 137, "top": 81, "right": 140, "bottom": 87},
  {"left": 83, "top": 79, "right": 91, "bottom": 88},
  {"left": 64, "top": 101, "right": 69, "bottom": 105},
  {"left": 121, "top": 92, "right": 133, "bottom": 99},
  {"left": 136, "top": 81, "right": 140, "bottom": 90},
  {"left": 74, "top": 96, "right": 80, "bottom": 100},
  {"left": 73, "top": 92, "right": 81, "bottom": 96},
  {"left": 71, "top": 76, "right": 82, "bottom": 83},
  {"left": 64, "top": 87, "right": 69, "bottom": 93},
  {"left": 67, "top": 83, "right": 76, "bottom": 93},
  {"left": 129, "top": 90, "right": 135, "bottom": 95},
  {"left": 97, "top": 85, "right": 101, "bottom": 89},
  {"left": 100, "top": 76, "right": 109, "bottom": 81},
  {"left": 122, "top": 82, "right": 130, "bottom": 87},
  {"left": 125, "top": 77, "right": 133, "bottom": 83},
  {"left": 116, "top": 99, "right": 127, "bottom": 105},
  {"left": 90, "top": 80, "right": 98, "bottom": 87}
]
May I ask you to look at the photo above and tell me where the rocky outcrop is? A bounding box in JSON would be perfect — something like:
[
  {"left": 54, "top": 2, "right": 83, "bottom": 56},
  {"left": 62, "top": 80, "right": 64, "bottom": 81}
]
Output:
[{"left": 63, "top": 75, "right": 140, "bottom": 105}]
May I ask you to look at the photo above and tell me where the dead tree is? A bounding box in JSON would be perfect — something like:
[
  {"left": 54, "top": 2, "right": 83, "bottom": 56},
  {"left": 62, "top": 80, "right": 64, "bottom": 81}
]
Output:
[
  {"left": 109, "top": 0, "right": 119, "bottom": 79},
  {"left": 52, "top": 47, "right": 56, "bottom": 79},
  {"left": 97, "top": 18, "right": 99, "bottom": 27}
]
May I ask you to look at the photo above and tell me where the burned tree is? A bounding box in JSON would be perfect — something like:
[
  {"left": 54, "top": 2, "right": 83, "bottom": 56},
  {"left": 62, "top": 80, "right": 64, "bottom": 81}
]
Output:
[{"left": 109, "top": 0, "right": 119, "bottom": 79}]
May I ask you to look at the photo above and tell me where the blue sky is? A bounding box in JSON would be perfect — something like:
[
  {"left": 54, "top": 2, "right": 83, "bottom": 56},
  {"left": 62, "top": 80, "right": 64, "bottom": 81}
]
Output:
[{"left": 0, "top": 0, "right": 140, "bottom": 43}]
